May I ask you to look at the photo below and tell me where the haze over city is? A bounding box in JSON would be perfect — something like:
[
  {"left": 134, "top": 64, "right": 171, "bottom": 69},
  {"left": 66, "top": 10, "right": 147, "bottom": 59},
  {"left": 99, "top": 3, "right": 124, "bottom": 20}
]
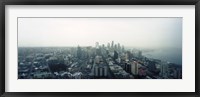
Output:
[
  {"left": 18, "top": 18, "right": 182, "bottom": 79},
  {"left": 18, "top": 18, "right": 182, "bottom": 49}
]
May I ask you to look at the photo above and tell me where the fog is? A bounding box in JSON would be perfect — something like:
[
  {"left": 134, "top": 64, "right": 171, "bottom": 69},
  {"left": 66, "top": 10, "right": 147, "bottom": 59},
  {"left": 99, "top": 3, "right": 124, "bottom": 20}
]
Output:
[{"left": 18, "top": 18, "right": 182, "bottom": 49}]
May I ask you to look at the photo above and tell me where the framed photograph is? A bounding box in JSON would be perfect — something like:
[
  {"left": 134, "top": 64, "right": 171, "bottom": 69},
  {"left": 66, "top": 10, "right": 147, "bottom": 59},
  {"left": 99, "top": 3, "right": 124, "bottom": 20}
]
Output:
[{"left": 1, "top": 0, "right": 200, "bottom": 96}]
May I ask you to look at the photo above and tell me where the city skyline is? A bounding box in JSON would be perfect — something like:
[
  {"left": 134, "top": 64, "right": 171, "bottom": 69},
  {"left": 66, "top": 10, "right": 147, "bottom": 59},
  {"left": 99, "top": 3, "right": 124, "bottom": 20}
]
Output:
[
  {"left": 18, "top": 18, "right": 182, "bottom": 49},
  {"left": 18, "top": 41, "right": 182, "bottom": 79},
  {"left": 18, "top": 18, "right": 182, "bottom": 79}
]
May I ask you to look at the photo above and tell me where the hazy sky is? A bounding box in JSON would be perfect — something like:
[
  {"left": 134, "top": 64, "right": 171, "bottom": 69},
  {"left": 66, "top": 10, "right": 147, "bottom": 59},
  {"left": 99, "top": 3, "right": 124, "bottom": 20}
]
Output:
[{"left": 18, "top": 18, "right": 182, "bottom": 49}]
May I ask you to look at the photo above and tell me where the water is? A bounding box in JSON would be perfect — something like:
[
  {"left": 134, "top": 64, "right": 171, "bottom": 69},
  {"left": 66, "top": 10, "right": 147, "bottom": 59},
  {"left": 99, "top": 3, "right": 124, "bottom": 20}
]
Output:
[{"left": 142, "top": 48, "right": 182, "bottom": 65}]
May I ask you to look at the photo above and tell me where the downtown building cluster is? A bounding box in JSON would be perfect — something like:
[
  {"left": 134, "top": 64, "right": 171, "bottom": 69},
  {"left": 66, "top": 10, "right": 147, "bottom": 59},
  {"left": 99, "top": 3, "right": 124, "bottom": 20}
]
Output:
[{"left": 18, "top": 41, "right": 182, "bottom": 79}]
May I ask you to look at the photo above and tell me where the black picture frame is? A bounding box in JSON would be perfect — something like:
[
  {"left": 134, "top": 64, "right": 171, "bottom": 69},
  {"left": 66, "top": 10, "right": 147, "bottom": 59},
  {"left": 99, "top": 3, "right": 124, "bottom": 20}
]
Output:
[{"left": 0, "top": 0, "right": 200, "bottom": 97}]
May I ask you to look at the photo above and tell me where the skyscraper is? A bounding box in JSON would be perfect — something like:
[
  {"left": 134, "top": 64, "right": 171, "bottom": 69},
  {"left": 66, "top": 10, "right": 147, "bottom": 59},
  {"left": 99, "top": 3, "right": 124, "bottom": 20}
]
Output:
[
  {"left": 111, "top": 41, "right": 114, "bottom": 49},
  {"left": 113, "top": 51, "right": 118, "bottom": 60},
  {"left": 131, "top": 61, "right": 139, "bottom": 75},
  {"left": 96, "top": 42, "right": 99, "bottom": 48},
  {"left": 124, "top": 62, "right": 131, "bottom": 74},
  {"left": 107, "top": 43, "right": 110, "bottom": 49},
  {"left": 117, "top": 43, "right": 121, "bottom": 51}
]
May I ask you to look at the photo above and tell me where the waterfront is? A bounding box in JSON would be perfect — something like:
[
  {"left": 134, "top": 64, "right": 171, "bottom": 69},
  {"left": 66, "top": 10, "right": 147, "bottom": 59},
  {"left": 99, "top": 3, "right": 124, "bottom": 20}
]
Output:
[{"left": 142, "top": 48, "right": 182, "bottom": 65}]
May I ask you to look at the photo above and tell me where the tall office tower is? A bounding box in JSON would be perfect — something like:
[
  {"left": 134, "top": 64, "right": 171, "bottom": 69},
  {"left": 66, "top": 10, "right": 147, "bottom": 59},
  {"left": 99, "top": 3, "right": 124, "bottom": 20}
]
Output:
[
  {"left": 113, "top": 51, "right": 118, "bottom": 60},
  {"left": 114, "top": 44, "right": 117, "bottom": 50},
  {"left": 125, "top": 52, "right": 129, "bottom": 62},
  {"left": 107, "top": 43, "right": 110, "bottom": 49},
  {"left": 126, "top": 51, "right": 133, "bottom": 61},
  {"left": 131, "top": 61, "right": 139, "bottom": 75},
  {"left": 111, "top": 41, "right": 114, "bottom": 49},
  {"left": 117, "top": 43, "right": 121, "bottom": 51},
  {"left": 102, "top": 44, "right": 105, "bottom": 49},
  {"left": 96, "top": 42, "right": 99, "bottom": 48},
  {"left": 124, "top": 63, "right": 131, "bottom": 73}
]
